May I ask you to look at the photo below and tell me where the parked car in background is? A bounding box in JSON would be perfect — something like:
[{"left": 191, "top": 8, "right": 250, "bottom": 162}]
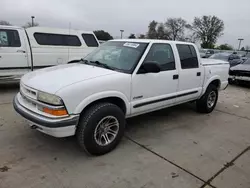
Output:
[
  {"left": 229, "top": 58, "right": 250, "bottom": 84},
  {"left": 14, "top": 39, "right": 229, "bottom": 155},
  {"left": 199, "top": 49, "right": 215, "bottom": 58},
  {"left": 0, "top": 25, "right": 99, "bottom": 83},
  {"left": 240, "top": 51, "right": 250, "bottom": 62},
  {"left": 209, "top": 52, "right": 243, "bottom": 67}
]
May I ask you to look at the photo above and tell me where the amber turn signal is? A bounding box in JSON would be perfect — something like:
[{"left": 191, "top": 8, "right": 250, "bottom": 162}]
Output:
[{"left": 43, "top": 107, "right": 68, "bottom": 116}]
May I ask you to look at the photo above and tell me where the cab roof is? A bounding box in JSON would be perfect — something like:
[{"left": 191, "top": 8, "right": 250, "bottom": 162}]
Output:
[
  {"left": 112, "top": 39, "right": 194, "bottom": 45},
  {"left": 26, "top": 27, "right": 94, "bottom": 34},
  {"left": 0, "top": 25, "right": 23, "bottom": 29}
]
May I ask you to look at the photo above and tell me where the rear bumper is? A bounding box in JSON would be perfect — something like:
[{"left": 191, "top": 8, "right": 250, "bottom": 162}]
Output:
[{"left": 13, "top": 93, "right": 79, "bottom": 137}]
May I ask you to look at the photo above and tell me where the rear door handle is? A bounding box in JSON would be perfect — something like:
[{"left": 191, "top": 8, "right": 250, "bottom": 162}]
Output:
[
  {"left": 173, "top": 74, "right": 179, "bottom": 80},
  {"left": 197, "top": 72, "right": 201, "bottom": 76}
]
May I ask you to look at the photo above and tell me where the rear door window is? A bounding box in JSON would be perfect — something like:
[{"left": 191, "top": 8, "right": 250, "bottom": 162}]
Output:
[
  {"left": 82, "top": 34, "right": 99, "bottom": 47},
  {"left": 0, "top": 29, "right": 21, "bottom": 47},
  {"left": 176, "top": 44, "right": 199, "bottom": 69}
]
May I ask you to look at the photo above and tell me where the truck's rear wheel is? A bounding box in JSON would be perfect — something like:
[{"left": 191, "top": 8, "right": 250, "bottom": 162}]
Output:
[
  {"left": 76, "top": 102, "right": 125, "bottom": 155},
  {"left": 196, "top": 84, "right": 218, "bottom": 113}
]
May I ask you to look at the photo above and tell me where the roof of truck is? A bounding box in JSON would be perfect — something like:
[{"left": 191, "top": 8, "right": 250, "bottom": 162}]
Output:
[
  {"left": 112, "top": 39, "right": 195, "bottom": 45},
  {"left": 26, "top": 27, "right": 94, "bottom": 34},
  {"left": 0, "top": 25, "right": 95, "bottom": 34},
  {"left": 0, "top": 25, "right": 23, "bottom": 29}
]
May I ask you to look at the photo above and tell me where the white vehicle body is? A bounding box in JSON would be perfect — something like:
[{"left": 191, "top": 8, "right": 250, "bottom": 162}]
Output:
[
  {"left": 0, "top": 25, "right": 99, "bottom": 82},
  {"left": 14, "top": 39, "right": 229, "bottom": 154}
]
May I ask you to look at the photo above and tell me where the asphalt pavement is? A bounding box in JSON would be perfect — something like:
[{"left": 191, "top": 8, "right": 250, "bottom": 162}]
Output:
[{"left": 0, "top": 84, "right": 250, "bottom": 188}]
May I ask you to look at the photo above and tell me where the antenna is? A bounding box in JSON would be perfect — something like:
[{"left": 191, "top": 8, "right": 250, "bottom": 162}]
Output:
[{"left": 67, "top": 22, "right": 71, "bottom": 61}]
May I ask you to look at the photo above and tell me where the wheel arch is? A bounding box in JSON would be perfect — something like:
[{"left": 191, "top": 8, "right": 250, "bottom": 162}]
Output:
[
  {"left": 74, "top": 91, "right": 130, "bottom": 115},
  {"left": 202, "top": 76, "right": 221, "bottom": 95}
]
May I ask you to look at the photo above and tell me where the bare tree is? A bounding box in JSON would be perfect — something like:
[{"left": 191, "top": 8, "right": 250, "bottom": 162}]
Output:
[
  {"left": 147, "top": 20, "right": 158, "bottom": 39},
  {"left": 157, "top": 23, "right": 170, "bottom": 40},
  {"left": 0, "top": 20, "right": 12, "bottom": 26},
  {"left": 165, "top": 18, "right": 188, "bottom": 41},
  {"left": 191, "top": 15, "right": 224, "bottom": 49},
  {"left": 94, "top": 30, "right": 113, "bottom": 40}
]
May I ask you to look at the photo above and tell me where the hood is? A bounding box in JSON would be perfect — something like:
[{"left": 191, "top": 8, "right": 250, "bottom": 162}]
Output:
[
  {"left": 201, "top": 58, "right": 228, "bottom": 65},
  {"left": 230, "top": 63, "right": 250, "bottom": 71},
  {"left": 21, "top": 64, "right": 117, "bottom": 94}
]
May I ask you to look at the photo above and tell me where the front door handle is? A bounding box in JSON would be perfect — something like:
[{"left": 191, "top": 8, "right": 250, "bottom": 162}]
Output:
[
  {"left": 17, "top": 50, "right": 26, "bottom": 53},
  {"left": 173, "top": 74, "right": 179, "bottom": 80}
]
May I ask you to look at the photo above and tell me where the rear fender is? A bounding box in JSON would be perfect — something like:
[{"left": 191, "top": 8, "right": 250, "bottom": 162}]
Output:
[{"left": 201, "top": 76, "right": 221, "bottom": 96}]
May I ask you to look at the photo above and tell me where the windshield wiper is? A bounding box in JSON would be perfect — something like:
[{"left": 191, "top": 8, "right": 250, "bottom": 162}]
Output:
[
  {"left": 89, "top": 61, "right": 115, "bottom": 70},
  {"left": 70, "top": 59, "right": 115, "bottom": 70},
  {"left": 68, "top": 58, "right": 90, "bottom": 64}
]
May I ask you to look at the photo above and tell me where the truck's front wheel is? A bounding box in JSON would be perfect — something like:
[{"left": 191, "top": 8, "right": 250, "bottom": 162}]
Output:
[
  {"left": 76, "top": 102, "right": 125, "bottom": 155},
  {"left": 196, "top": 84, "right": 218, "bottom": 113}
]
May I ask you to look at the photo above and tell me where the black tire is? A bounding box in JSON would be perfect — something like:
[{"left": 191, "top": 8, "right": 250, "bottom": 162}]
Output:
[
  {"left": 76, "top": 102, "right": 125, "bottom": 156},
  {"left": 196, "top": 84, "right": 218, "bottom": 113}
]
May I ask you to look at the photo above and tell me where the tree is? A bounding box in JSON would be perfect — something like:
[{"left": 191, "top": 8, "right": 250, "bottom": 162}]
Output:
[
  {"left": 23, "top": 22, "right": 39, "bottom": 28},
  {"left": 0, "top": 20, "right": 12, "bottom": 26},
  {"left": 93, "top": 30, "right": 113, "bottom": 41},
  {"left": 191, "top": 15, "right": 224, "bottom": 49},
  {"left": 147, "top": 20, "right": 158, "bottom": 39},
  {"left": 165, "top": 18, "right": 188, "bottom": 41},
  {"left": 128, "top": 34, "right": 136, "bottom": 39},
  {"left": 240, "top": 47, "right": 245, "bottom": 51},
  {"left": 217, "top": 44, "right": 233, "bottom": 50},
  {"left": 138, "top": 34, "right": 145, "bottom": 39},
  {"left": 157, "top": 23, "right": 170, "bottom": 40}
]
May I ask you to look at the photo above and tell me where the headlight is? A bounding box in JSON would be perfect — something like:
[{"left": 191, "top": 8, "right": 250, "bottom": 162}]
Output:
[{"left": 37, "top": 91, "right": 63, "bottom": 106}]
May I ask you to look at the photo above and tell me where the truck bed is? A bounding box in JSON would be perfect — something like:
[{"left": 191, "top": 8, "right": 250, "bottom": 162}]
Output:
[{"left": 201, "top": 58, "right": 229, "bottom": 66}]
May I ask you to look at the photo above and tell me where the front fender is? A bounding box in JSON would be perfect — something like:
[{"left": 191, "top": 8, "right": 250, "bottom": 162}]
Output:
[{"left": 74, "top": 91, "right": 130, "bottom": 115}]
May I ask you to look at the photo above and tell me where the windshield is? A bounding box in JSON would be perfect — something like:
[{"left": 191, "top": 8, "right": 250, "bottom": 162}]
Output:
[
  {"left": 199, "top": 49, "right": 206, "bottom": 53},
  {"left": 209, "top": 53, "right": 229, "bottom": 61},
  {"left": 83, "top": 41, "right": 148, "bottom": 73}
]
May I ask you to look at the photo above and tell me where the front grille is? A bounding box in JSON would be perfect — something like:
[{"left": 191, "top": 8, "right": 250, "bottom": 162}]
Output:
[
  {"left": 20, "top": 84, "right": 37, "bottom": 99},
  {"left": 20, "top": 91, "right": 37, "bottom": 108},
  {"left": 230, "top": 70, "right": 250, "bottom": 77}
]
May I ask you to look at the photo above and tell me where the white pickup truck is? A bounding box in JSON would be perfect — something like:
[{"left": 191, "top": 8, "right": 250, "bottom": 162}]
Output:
[
  {"left": 0, "top": 25, "right": 99, "bottom": 83},
  {"left": 14, "top": 39, "right": 229, "bottom": 155}
]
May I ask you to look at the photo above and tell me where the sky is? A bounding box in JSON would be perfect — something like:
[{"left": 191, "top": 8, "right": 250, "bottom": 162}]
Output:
[{"left": 1, "top": 0, "right": 250, "bottom": 49}]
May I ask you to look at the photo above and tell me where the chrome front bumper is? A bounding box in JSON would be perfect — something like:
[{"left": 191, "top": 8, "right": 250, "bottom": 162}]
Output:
[{"left": 13, "top": 93, "right": 80, "bottom": 137}]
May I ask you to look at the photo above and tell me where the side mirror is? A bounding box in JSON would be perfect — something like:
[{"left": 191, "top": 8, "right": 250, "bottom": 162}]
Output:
[{"left": 138, "top": 62, "right": 161, "bottom": 74}]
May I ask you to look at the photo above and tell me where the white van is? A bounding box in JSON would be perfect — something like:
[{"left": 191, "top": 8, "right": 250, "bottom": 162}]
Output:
[{"left": 0, "top": 25, "right": 99, "bottom": 83}]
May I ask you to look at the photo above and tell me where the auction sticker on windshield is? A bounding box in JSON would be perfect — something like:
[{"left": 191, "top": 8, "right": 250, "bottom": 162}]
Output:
[{"left": 123, "top": 43, "right": 140, "bottom": 48}]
